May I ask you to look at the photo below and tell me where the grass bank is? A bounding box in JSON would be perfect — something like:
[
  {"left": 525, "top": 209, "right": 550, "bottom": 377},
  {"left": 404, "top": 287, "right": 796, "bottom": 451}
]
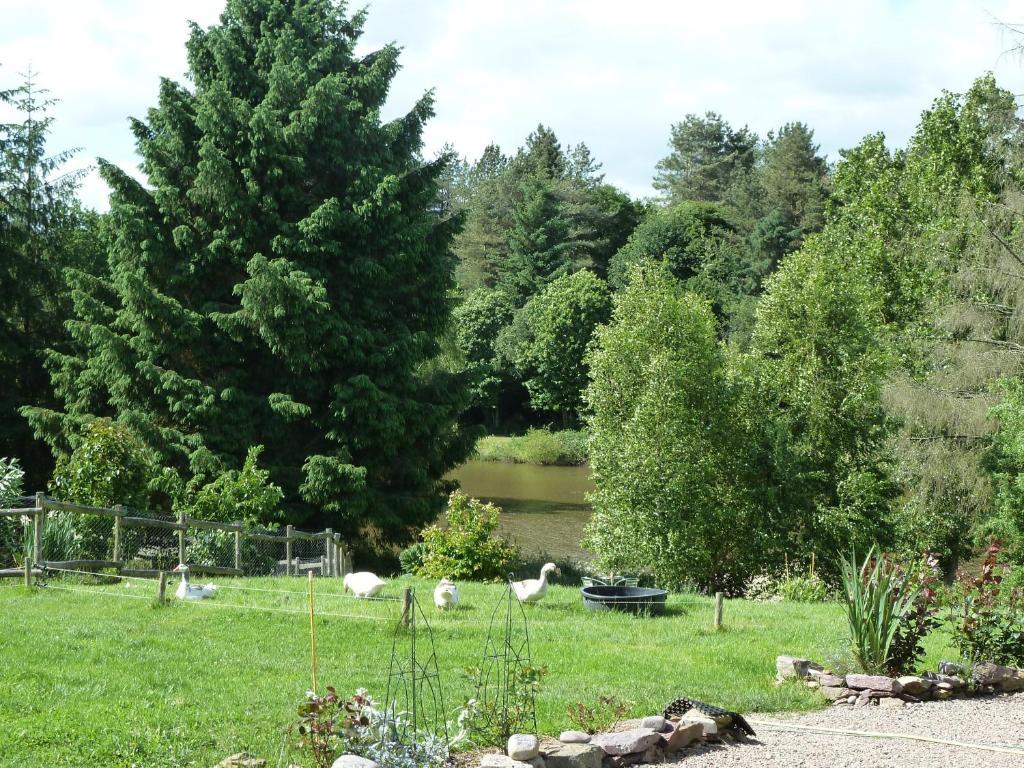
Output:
[
  {"left": 0, "top": 576, "right": 957, "bottom": 767},
  {"left": 475, "top": 428, "right": 588, "bottom": 465}
]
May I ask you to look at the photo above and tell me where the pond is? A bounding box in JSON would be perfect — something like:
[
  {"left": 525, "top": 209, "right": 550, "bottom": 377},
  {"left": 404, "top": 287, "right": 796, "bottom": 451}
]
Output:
[{"left": 447, "top": 461, "right": 594, "bottom": 562}]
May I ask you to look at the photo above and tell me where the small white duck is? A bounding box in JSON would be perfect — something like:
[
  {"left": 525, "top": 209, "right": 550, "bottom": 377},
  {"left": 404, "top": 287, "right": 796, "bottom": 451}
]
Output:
[
  {"left": 511, "top": 562, "right": 560, "bottom": 603},
  {"left": 433, "top": 578, "right": 459, "bottom": 610},
  {"left": 172, "top": 563, "right": 218, "bottom": 600},
  {"left": 343, "top": 571, "right": 386, "bottom": 598}
]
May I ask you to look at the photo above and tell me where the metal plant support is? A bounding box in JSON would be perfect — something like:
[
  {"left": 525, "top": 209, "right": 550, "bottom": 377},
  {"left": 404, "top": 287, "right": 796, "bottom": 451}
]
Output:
[
  {"left": 474, "top": 573, "right": 538, "bottom": 743},
  {"left": 383, "top": 588, "right": 448, "bottom": 759}
]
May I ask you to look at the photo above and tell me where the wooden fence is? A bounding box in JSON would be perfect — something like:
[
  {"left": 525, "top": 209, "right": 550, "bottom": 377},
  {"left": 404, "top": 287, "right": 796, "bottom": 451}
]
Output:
[{"left": 0, "top": 492, "right": 351, "bottom": 579}]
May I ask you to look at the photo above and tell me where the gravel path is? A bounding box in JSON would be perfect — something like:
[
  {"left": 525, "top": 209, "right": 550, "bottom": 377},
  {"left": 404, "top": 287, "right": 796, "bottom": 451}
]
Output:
[{"left": 675, "top": 694, "right": 1024, "bottom": 767}]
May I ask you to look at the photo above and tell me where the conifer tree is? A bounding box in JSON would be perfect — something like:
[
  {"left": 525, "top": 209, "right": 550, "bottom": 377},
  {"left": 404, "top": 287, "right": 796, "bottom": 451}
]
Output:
[
  {"left": 0, "top": 69, "right": 99, "bottom": 489},
  {"left": 28, "top": 1, "right": 473, "bottom": 537}
]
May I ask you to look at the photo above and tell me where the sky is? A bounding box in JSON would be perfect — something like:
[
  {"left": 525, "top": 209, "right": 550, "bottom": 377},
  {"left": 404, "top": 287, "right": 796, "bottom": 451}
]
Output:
[{"left": 1, "top": 0, "right": 1023, "bottom": 210}]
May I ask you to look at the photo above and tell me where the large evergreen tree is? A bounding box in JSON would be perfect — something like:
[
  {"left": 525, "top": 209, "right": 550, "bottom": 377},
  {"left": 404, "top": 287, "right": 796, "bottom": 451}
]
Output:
[
  {"left": 653, "top": 112, "right": 758, "bottom": 204},
  {"left": 0, "top": 70, "right": 100, "bottom": 490},
  {"left": 26, "top": 1, "right": 473, "bottom": 539}
]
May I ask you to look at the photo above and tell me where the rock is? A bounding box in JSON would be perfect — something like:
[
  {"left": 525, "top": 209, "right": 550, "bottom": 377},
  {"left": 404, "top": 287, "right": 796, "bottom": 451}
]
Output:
[
  {"left": 939, "top": 661, "right": 965, "bottom": 676},
  {"left": 845, "top": 674, "right": 902, "bottom": 694},
  {"left": 820, "top": 686, "right": 853, "bottom": 701},
  {"left": 529, "top": 759, "right": 546, "bottom": 768},
  {"left": 590, "top": 728, "right": 661, "bottom": 756},
  {"left": 661, "top": 721, "right": 703, "bottom": 754},
  {"left": 542, "top": 742, "right": 604, "bottom": 768},
  {"left": 639, "top": 744, "right": 665, "bottom": 764},
  {"left": 928, "top": 673, "right": 967, "bottom": 690},
  {"left": 818, "top": 674, "right": 846, "bottom": 688},
  {"left": 853, "top": 689, "right": 874, "bottom": 707},
  {"left": 804, "top": 680, "right": 819, "bottom": 689},
  {"left": 559, "top": 731, "right": 592, "bottom": 744},
  {"left": 217, "top": 755, "right": 266, "bottom": 768},
  {"left": 601, "top": 755, "right": 644, "bottom": 768},
  {"left": 480, "top": 755, "right": 531, "bottom": 768},
  {"left": 679, "top": 713, "right": 718, "bottom": 739},
  {"left": 897, "top": 676, "right": 931, "bottom": 697},
  {"left": 331, "top": 757, "right": 379, "bottom": 768},
  {"left": 932, "top": 687, "right": 953, "bottom": 701},
  {"left": 776, "top": 655, "right": 823, "bottom": 680},
  {"left": 640, "top": 715, "right": 667, "bottom": 732},
  {"left": 974, "top": 662, "right": 1024, "bottom": 693},
  {"left": 509, "top": 734, "right": 541, "bottom": 761},
  {"left": 878, "top": 697, "right": 905, "bottom": 708}
]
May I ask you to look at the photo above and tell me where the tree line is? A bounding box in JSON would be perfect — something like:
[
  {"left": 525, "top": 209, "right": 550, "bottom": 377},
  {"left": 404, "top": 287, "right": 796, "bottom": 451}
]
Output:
[{"left": 2, "top": 0, "right": 1023, "bottom": 582}]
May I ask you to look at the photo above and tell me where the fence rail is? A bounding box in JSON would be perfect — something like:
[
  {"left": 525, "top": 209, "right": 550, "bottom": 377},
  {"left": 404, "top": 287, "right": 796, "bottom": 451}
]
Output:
[{"left": 0, "top": 493, "right": 351, "bottom": 579}]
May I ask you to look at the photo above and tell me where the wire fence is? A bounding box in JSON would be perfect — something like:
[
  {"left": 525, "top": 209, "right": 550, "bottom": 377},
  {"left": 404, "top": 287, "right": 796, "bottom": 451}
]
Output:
[{"left": 0, "top": 494, "right": 347, "bottom": 580}]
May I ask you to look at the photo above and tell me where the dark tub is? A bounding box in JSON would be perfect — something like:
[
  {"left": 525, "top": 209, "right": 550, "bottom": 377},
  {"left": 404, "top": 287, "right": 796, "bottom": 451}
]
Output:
[{"left": 580, "top": 585, "right": 668, "bottom": 616}]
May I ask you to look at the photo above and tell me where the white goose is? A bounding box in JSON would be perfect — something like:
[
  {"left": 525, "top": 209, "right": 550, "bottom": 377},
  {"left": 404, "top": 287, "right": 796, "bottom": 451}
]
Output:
[
  {"left": 511, "top": 562, "right": 560, "bottom": 603},
  {"left": 172, "top": 564, "right": 218, "bottom": 600},
  {"left": 433, "top": 578, "right": 459, "bottom": 610},
  {"left": 343, "top": 571, "right": 386, "bottom": 598}
]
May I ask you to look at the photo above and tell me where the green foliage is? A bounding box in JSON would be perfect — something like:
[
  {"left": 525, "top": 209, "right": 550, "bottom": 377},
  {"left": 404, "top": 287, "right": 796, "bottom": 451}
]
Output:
[
  {"left": 584, "top": 263, "right": 761, "bottom": 591},
  {"left": 462, "top": 663, "right": 547, "bottom": 747},
  {"left": 565, "top": 695, "right": 630, "bottom": 734},
  {"left": 841, "top": 548, "right": 921, "bottom": 675},
  {"left": 29, "top": 0, "right": 473, "bottom": 544},
  {"left": 452, "top": 289, "right": 516, "bottom": 409},
  {"left": 776, "top": 573, "right": 830, "bottom": 603},
  {"left": 51, "top": 419, "right": 153, "bottom": 511},
  {"left": 653, "top": 112, "right": 758, "bottom": 204},
  {"left": 498, "top": 270, "right": 611, "bottom": 420},
  {"left": 949, "top": 540, "right": 1024, "bottom": 666},
  {"left": 398, "top": 542, "right": 426, "bottom": 575},
  {"left": 416, "top": 492, "right": 519, "bottom": 581},
  {"left": 0, "top": 71, "right": 103, "bottom": 490},
  {"left": 178, "top": 446, "right": 283, "bottom": 574},
  {"left": 0, "top": 457, "right": 26, "bottom": 562},
  {"left": 984, "top": 381, "right": 1024, "bottom": 563},
  {"left": 475, "top": 429, "right": 588, "bottom": 466}
]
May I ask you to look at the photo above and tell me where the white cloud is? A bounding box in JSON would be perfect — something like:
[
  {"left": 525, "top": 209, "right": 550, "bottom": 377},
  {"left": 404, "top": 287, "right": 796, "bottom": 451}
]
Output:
[{"left": 1, "top": 0, "right": 1021, "bottom": 209}]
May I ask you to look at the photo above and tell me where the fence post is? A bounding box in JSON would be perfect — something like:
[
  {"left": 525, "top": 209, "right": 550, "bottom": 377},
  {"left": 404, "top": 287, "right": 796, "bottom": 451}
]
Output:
[
  {"left": 177, "top": 510, "right": 187, "bottom": 565},
  {"left": 713, "top": 591, "right": 724, "bottom": 630},
  {"left": 325, "top": 528, "right": 334, "bottom": 577},
  {"left": 334, "top": 534, "right": 344, "bottom": 576},
  {"left": 112, "top": 505, "right": 124, "bottom": 565},
  {"left": 24, "top": 556, "right": 32, "bottom": 588},
  {"left": 401, "top": 587, "right": 412, "bottom": 628},
  {"left": 285, "top": 525, "right": 294, "bottom": 576},
  {"left": 158, "top": 570, "right": 168, "bottom": 602},
  {"left": 234, "top": 521, "right": 243, "bottom": 573},
  {"left": 33, "top": 491, "right": 44, "bottom": 563}
]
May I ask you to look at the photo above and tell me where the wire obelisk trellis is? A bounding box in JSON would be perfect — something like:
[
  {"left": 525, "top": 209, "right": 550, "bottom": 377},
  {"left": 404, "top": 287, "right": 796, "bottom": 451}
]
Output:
[
  {"left": 384, "top": 588, "right": 448, "bottom": 761},
  {"left": 474, "top": 573, "right": 538, "bottom": 743}
]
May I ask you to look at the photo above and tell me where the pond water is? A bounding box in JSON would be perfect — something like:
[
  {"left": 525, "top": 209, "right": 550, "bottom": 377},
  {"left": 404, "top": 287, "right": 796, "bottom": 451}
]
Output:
[{"left": 447, "top": 461, "right": 595, "bottom": 561}]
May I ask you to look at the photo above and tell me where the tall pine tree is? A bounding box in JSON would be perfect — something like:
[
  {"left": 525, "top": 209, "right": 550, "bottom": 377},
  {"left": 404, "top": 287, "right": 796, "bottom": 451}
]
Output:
[{"left": 27, "top": 1, "right": 473, "bottom": 539}]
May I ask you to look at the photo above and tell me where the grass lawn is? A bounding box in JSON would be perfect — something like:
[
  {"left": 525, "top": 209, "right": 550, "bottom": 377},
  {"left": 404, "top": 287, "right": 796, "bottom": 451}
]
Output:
[{"left": 0, "top": 575, "right": 958, "bottom": 768}]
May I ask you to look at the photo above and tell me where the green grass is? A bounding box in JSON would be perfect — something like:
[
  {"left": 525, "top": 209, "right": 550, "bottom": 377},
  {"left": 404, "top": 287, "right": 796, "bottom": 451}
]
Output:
[
  {"left": 0, "top": 576, "right": 958, "bottom": 768},
  {"left": 475, "top": 429, "right": 588, "bottom": 465}
]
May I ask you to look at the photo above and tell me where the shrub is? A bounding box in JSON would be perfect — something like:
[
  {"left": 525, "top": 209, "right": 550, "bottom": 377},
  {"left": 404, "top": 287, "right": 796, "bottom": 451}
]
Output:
[
  {"left": 180, "top": 446, "right": 283, "bottom": 574},
  {"left": 52, "top": 419, "right": 153, "bottom": 511},
  {"left": 886, "top": 552, "right": 942, "bottom": 675},
  {"left": 744, "top": 572, "right": 779, "bottom": 601},
  {"left": 0, "top": 458, "right": 26, "bottom": 562},
  {"left": 565, "top": 695, "right": 630, "bottom": 734},
  {"left": 777, "top": 572, "right": 830, "bottom": 602},
  {"left": 462, "top": 664, "right": 547, "bottom": 746},
  {"left": 841, "top": 547, "right": 921, "bottom": 674},
  {"left": 416, "top": 492, "right": 519, "bottom": 581},
  {"left": 48, "top": 421, "right": 155, "bottom": 560},
  {"left": 949, "top": 540, "right": 1024, "bottom": 666},
  {"left": 398, "top": 542, "right": 426, "bottom": 575}
]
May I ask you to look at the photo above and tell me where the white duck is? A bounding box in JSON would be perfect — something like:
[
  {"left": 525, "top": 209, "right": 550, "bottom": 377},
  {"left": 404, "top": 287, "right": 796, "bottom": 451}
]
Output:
[
  {"left": 172, "top": 564, "right": 218, "bottom": 600},
  {"left": 511, "top": 562, "right": 560, "bottom": 603},
  {"left": 433, "top": 578, "right": 459, "bottom": 610},
  {"left": 343, "top": 571, "right": 386, "bottom": 598}
]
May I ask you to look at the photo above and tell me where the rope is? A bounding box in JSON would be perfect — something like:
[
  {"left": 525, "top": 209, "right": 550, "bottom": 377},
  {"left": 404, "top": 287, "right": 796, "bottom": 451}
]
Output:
[
  {"left": 40, "top": 565, "right": 399, "bottom": 601},
  {"left": 747, "top": 719, "right": 1024, "bottom": 756},
  {"left": 41, "top": 580, "right": 393, "bottom": 621}
]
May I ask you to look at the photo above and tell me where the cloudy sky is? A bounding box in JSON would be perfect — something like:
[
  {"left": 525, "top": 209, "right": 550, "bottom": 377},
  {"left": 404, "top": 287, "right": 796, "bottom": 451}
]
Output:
[{"left": 2, "top": 0, "right": 1022, "bottom": 210}]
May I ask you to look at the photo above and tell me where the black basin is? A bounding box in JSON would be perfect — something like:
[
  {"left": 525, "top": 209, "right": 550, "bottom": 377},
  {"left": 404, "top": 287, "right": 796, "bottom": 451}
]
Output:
[{"left": 581, "top": 585, "right": 668, "bottom": 616}]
